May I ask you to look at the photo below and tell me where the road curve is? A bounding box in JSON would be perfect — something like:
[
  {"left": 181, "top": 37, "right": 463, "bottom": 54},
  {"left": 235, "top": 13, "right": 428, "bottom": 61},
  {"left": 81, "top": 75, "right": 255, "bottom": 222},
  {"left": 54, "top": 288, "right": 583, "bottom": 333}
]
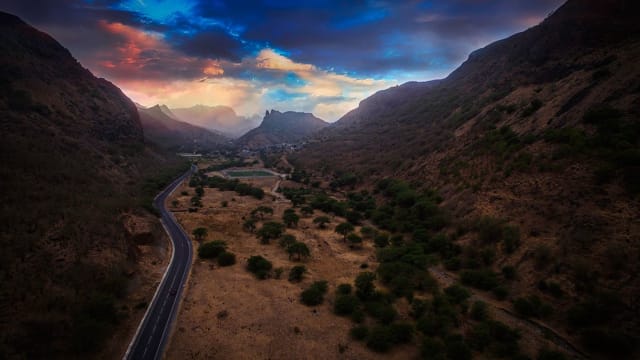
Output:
[{"left": 124, "top": 164, "right": 196, "bottom": 360}]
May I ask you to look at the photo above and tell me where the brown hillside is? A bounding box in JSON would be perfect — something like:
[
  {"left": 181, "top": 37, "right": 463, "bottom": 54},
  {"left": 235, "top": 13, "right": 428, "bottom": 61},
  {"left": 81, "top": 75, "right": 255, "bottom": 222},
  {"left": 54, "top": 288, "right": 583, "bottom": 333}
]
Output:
[
  {"left": 291, "top": 0, "right": 640, "bottom": 356},
  {"left": 0, "top": 11, "right": 187, "bottom": 358}
]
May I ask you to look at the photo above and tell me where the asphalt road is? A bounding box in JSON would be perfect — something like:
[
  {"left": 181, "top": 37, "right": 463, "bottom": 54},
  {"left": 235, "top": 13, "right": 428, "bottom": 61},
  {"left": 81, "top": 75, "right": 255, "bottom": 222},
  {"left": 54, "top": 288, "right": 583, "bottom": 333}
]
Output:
[{"left": 124, "top": 165, "right": 196, "bottom": 360}]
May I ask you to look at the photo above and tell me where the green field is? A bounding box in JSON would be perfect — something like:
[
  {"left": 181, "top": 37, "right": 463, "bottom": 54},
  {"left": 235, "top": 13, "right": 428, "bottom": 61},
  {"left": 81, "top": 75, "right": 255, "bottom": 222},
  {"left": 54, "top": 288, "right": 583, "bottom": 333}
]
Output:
[{"left": 226, "top": 170, "right": 275, "bottom": 177}]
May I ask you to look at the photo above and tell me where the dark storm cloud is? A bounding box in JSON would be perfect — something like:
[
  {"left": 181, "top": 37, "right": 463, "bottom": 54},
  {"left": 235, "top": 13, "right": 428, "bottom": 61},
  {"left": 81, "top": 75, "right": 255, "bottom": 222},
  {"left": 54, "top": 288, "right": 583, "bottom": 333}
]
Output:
[{"left": 0, "top": 0, "right": 565, "bottom": 81}]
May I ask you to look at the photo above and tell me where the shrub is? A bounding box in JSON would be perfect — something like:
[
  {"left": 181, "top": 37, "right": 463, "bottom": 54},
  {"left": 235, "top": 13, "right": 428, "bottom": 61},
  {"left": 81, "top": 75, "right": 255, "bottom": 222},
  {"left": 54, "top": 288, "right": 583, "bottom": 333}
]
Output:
[
  {"left": 279, "top": 234, "right": 297, "bottom": 248},
  {"left": 301, "top": 281, "right": 328, "bottom": 306},
  {"left": 374, "top": 233, "right": 390, "bottom": 247},
  {"left": 247, "top": 255, "right": 272, "bottom": 279},
  {"left": 533, "top": 244, "right": 552, "bottom": 269},
  {"left": 502, "top": 225, "right": 520, "bottom": 253},
  {"left": 460, "top": 269, "right": 499, "bottom": 290},
  {"left": 502, "top": 265, "right": 517, "bottom": 280},
  {"left": 198, "top": 240, "right": 227, "bottom": 259},
  {"left": 192, "top": 227, "right": 208, "bottom": 241},
  {"left": 360, "top": 226, "right": 376, "bottom": 239},
  {"left": 282, "top": 208, "right": 300, "bottom": 227},
  {"left": 286, "top": 241, "right": 311, "bottom": 261},
  {"left": 288, "top": 265, "right": 306, "bottom": 282},
  {"left": 350, "top": 325, "right": 368, "bottom": 341},
  {"left": 313, "top": 216, "right": 330, "bottom": 228},
  {"left": 355, "top": 272, "right": 376, "bottom": 300},
  {"left": 256, "top": 221, "right": 285, "bottom": 244},
  {"left": 445, "top": 334, "right": 472, "bottom": 360},
  {"left": 337, "top": 283, "right": 352, "bottom": 295},
  {"left": 513, "top": 295, "right": 552, "bottom": 319},
  {"left": 444, "top": 284, "right": 471, "bottom": 305},
  {"left": 365, "top": 301, "right": 397, "bottom": 324},
  {"left": 366, "top": 326, "right": 394, "bottom": 352},
  {"left": 470, "top": 301, "right": 488, "bottom": 321},
  {"left": 421, "top": 337, "right": 446, "bottom": 359},
  {"left": 217, "top": 251, "right": 236, "bottom": 266},
  {"left": 334, "top": 295, "right": 360, "bottom": 316},
  {"left": 347, "top": 233, "right": 363, "bottom": 247}
]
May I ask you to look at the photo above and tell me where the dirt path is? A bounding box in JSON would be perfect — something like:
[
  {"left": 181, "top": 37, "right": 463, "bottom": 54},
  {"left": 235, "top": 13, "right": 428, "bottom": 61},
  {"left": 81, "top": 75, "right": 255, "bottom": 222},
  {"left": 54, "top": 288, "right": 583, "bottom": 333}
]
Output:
[{"left": 428, "top": 266, "right": 588, "bottom": 359}]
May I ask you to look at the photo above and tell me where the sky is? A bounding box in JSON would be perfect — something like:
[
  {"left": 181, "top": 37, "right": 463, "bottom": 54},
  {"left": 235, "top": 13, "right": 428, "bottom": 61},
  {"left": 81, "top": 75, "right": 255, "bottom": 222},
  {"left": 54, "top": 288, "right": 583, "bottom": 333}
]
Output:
[{"left": 2, "top": 0, "right": 564, "bottom": 121}]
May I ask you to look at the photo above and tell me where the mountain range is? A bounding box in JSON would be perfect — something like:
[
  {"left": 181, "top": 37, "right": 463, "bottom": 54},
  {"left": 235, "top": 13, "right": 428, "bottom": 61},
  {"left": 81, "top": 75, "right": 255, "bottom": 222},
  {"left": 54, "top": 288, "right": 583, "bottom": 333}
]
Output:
[
  {"left": 170, "top": 104, "right": 261, "bottom": 138},
  {"left": 137, "top": 104, "right": 229, "bottom": 151}
]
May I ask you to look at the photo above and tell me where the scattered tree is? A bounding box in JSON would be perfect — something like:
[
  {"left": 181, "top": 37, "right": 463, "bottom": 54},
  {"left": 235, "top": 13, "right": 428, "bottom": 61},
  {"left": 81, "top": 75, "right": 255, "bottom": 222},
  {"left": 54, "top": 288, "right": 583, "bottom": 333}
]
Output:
[
  {"left": 251, "top": 205, "right": 273, "bottom": 219},
  {"left": 279, "top": 234, "right": 297, "bottom": 248},
  {"left": 192, "top": 227, "right": 208, "bottom": 241},
  {"left": 198, "top": 240, "right": 227, "bottom": 259},
  {"left": 347, "top": 233, "right": 363, "bottom": 248},
  {"left": 300, "top": 206, "right": 314, "bottom": 216},
  {"left": 335, "top": 222, "right": 355, "bottom": 241},
  {"left": 247, "top": 255, "right": 273, "bottom": 279},
  {"left": 301, "top": 281, "right": 328, "bottom": 306},
  {"left": 287, "top": 242, "right": 311, "bottom": 261},
  {"left": 288, "top": 265, "right": 306, "bottom": 282},
  {"left": 256, "top": 221, "right": 285, "bottom": 244},
  {"left": 283, "top": 208, "right": 300, "bottom": 228},
  {"left": 355, "top": 272, "right": 376, "bottom": 300},
  {"left": 217, "top": 251, "right": 236, "bottom": 266},
  {"left": 313, "top": 216, "right": 330, "bottom": 229}
]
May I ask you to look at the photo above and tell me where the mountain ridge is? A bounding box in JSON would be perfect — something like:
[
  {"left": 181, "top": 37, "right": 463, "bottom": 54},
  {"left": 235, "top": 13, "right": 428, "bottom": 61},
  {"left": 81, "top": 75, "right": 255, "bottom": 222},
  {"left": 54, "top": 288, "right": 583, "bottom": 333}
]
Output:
[{"left": 291, "top": 1, "right": 640, "bottom": 356}]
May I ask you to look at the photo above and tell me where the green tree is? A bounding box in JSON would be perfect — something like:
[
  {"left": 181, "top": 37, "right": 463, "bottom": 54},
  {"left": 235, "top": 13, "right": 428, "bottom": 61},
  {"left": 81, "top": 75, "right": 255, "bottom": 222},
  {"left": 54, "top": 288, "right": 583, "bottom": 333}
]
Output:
[
  {"left": 198, "top": 240, "right": 227, "bottom": 259},
  {"left": 313, "top": 216, "right": 330, "bottom": 229},
  {"left": 347, "top": 233, "right": 363, "bottom": 248},
  {"left": 335, "top": 222, "right": 355, "bottom": 241},
  {"left": 301, "top": 281, "right": 328, "bottom": 306},
  {"left": 288, "top": 265, "right": 306, "bottom": 282},
  {"left": 360, "top": 226, "right": 377, "bottom": 239},
  {"left": 283, "top": 208, "right": 300, "bottom": 228},
  {"left": 217, "top": 251, "right": 236, "bottom": 266},
  {"left": 279, "top": 234, "right": 297, "bottom": 248},
  {"left": 355, "top": 272, "right": 376, "bottom": 300},
  {"left": 247, "top": 255, "right": 272, "bottom": 279},
  {"left": 251, "top": 205, "right": 273, "bottom": 219},
  {"left": 256, "top": 221, "right": 285, "bottom": 244},
  {"left": 192, "top": 227, "right": 208, "bottom": 241},
  {"left": 300, "top": 206, "right": 314, "bottom": 216},
  {"left": 287, "top": 242, "right": 311, "bottom": 261}
]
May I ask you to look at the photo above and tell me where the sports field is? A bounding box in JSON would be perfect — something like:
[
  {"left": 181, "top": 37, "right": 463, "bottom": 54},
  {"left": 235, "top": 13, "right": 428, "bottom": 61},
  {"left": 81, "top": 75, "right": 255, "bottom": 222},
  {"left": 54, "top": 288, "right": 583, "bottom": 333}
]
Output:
[{"left": 225, "top": 170, "right": 275, "bottom": 177}]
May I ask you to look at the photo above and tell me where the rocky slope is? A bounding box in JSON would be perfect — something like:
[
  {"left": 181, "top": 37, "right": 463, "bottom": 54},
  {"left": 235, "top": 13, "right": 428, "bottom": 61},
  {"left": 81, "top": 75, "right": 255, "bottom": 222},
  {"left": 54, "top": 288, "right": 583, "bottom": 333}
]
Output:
[
  {"left": 171, "top": 104, "right": 260, "bottom": 138},
  {"left": 237, "top": 109, "right": 328, "bottom": 149},
  {"left": 0, "top": 11, "right": 187, "bottom": 358},
  {"left": 291, "top": 0, "right": 639, "bottom": 357},
  {"left": 138, "top": 104, "right": 229, "bottom": 152}
]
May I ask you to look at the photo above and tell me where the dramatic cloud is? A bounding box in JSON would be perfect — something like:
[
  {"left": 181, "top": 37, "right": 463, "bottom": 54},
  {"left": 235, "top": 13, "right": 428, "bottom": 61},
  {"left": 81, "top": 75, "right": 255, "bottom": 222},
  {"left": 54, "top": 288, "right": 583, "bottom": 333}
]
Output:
[{"left": 1, "top": 0, "right": 564, "bottom": 121}]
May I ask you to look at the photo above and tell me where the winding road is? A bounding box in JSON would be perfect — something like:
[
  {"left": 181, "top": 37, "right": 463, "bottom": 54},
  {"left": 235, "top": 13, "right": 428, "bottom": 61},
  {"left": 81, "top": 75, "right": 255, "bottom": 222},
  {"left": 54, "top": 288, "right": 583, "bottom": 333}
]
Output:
[{"left": 124, "top": 165, "right": 196, "bottom": 360}]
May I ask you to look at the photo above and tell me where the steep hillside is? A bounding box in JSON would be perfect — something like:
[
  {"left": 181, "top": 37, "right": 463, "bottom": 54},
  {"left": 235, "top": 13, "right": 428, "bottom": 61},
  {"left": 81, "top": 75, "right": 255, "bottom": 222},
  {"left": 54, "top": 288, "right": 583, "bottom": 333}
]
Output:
[
  {"left": 0, "top": 12, "right": 188, "bottom": 358},
  {"left": 171, "top": 104, "right": 260, "bottom": 138},
  {"left": 237, "top": 109, "right": 328, "bottom": 149},
  {"left": 138, "top": 104, "right": 229, "bottom": 152},
  {"left": 292, "top": 0, "right": 639, "bottom": 357}
]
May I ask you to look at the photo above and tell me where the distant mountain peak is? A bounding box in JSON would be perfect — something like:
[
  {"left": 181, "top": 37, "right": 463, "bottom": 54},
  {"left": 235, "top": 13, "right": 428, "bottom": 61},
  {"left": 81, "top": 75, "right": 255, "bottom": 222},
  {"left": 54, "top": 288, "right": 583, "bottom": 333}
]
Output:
[{"left": 236, "top": 110, "right": 328, "bottom": 149}]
